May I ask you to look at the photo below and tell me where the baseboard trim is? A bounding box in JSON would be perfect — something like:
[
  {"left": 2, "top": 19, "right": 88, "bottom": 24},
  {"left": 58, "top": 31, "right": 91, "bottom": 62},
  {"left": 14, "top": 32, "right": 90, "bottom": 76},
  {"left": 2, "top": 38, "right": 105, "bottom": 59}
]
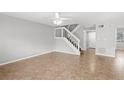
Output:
[
  {"left": 0, "top": 49, "right": 80, "bottom": 66},
  {"left": 54, "top": 50, "right": 80, "bottom": 55},
  {"left": 0, "top": 50, "right": 54, "bottom": 66},
  {"left": 81, "top": 48, "right": 87, "bottom": 51},
  {"left": 95, "top": 53, "right": 115, "bottom": 58},
  {"left": 116, "top": 48, "right": 124, "bottom": 50}
]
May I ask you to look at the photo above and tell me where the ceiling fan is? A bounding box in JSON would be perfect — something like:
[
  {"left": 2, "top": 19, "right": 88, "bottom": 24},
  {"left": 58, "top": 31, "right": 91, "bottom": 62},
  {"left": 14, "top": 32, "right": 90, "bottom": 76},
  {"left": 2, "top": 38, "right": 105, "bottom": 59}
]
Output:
[{"left": 51, "top": 12, "right": 71, "bottom": 26}]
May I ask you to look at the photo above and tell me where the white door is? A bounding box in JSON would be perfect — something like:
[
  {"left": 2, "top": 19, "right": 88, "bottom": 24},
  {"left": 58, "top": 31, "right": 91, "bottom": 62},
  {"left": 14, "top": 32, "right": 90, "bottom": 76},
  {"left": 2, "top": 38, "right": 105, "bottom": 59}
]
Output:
[{"left": 87, "top": 31, "right": 96, "bottom": 48}]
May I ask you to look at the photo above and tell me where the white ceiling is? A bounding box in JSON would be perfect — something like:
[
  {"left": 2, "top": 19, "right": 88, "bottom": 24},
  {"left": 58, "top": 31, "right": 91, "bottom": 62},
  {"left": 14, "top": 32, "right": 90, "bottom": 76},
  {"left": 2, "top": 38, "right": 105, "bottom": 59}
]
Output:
[{"left": 2, "top": 12, "right": 124, "bottom": 26}]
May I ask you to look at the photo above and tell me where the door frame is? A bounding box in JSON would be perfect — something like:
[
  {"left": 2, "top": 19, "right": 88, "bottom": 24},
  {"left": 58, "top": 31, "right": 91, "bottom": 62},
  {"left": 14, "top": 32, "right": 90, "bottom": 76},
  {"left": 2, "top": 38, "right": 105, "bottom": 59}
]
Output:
[{"left": 86, "top": 30, "right": 96, "bottom": 49}]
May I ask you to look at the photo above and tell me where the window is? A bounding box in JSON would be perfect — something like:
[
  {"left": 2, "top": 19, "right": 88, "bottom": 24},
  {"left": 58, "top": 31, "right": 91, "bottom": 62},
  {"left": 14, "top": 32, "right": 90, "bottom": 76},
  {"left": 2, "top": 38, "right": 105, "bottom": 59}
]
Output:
[{"left": 117, "top": 31, "right": 124, "bottom": 42}]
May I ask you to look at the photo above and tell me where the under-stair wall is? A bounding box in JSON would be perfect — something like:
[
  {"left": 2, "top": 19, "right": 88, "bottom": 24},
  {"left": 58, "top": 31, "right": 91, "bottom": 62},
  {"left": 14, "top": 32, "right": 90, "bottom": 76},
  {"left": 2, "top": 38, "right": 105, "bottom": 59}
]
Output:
[{"left": 55, "top": 39, "right": 78, "bottom": 55}]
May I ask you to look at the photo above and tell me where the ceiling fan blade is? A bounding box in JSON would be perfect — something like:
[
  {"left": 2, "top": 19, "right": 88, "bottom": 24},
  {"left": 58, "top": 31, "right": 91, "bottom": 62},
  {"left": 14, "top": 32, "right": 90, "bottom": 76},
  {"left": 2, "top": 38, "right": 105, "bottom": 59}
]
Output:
[
  {"left": 50, "top": 17, "right": 70, "bottom": 20},
  {"left": 60, "top": 18, "right": 71, "bottom": 20}
]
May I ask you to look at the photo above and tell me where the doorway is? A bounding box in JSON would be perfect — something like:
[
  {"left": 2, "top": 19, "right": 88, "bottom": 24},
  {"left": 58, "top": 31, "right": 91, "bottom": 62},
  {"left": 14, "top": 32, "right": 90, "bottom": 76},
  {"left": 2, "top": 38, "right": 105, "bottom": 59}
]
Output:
[{"left": 87, "top": 31, "right": 96, "bottom": 49}]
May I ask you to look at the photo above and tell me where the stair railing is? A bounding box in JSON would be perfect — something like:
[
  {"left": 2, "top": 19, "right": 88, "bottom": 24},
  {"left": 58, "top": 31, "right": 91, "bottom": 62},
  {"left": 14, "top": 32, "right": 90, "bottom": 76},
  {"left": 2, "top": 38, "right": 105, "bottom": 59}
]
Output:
[{"left": 55, "top": 27, "right": 80, "bottom": 51}]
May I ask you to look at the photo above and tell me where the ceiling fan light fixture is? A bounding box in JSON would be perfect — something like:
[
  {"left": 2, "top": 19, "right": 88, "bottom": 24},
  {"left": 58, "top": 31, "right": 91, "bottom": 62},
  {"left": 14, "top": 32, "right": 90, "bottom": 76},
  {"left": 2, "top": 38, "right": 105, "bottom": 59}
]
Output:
[{"left": 53, "top": 19, "right": 62, "bottom": 26}]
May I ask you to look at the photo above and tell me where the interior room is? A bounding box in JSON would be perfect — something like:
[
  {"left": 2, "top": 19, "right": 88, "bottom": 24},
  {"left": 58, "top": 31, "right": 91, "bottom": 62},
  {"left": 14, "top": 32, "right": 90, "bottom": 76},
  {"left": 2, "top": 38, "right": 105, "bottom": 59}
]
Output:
[{"left": 0, "top": 12, "right": 124, "bottom": 80}]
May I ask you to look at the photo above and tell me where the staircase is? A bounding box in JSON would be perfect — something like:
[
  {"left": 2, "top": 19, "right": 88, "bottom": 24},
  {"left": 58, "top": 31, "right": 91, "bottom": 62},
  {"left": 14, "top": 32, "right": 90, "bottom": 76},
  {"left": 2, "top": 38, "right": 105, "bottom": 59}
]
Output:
[
  {"left": 63, "top": 24, "right": 79, "bottom": 32},
  {"left": 55, "top": 26, "right": 82, "bottom": 55}
]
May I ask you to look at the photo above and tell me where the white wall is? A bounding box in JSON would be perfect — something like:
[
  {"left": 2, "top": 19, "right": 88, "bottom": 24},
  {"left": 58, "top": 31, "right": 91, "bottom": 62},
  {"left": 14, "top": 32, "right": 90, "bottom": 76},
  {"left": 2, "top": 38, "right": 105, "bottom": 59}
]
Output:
[
  {"left": 96, "top": 24, "right": 116, "bottom": 57},
  {"left": 55, "top": 39, "right": 76, "bottom": 55},
  {"left": 0, "top": 14, "right": 54, "bottom": 63}
]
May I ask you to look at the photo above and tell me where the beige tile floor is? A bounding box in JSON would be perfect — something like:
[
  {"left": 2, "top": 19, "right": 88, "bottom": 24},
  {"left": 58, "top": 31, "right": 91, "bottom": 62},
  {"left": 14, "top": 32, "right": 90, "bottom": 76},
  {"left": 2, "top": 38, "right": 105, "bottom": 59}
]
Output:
[{"left": 0, "top": 49, "right": 124, "bottom": 80}]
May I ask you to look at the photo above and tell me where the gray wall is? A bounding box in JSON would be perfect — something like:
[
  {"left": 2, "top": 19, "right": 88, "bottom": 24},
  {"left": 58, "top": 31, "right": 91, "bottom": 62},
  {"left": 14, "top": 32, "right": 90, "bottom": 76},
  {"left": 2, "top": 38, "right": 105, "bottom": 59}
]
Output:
[
  {"left": 0, "top": 14, "right": 54, "bottom": 63},
  {"left": 96, "top": 24, "right": 116, "bottom": 57}
]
